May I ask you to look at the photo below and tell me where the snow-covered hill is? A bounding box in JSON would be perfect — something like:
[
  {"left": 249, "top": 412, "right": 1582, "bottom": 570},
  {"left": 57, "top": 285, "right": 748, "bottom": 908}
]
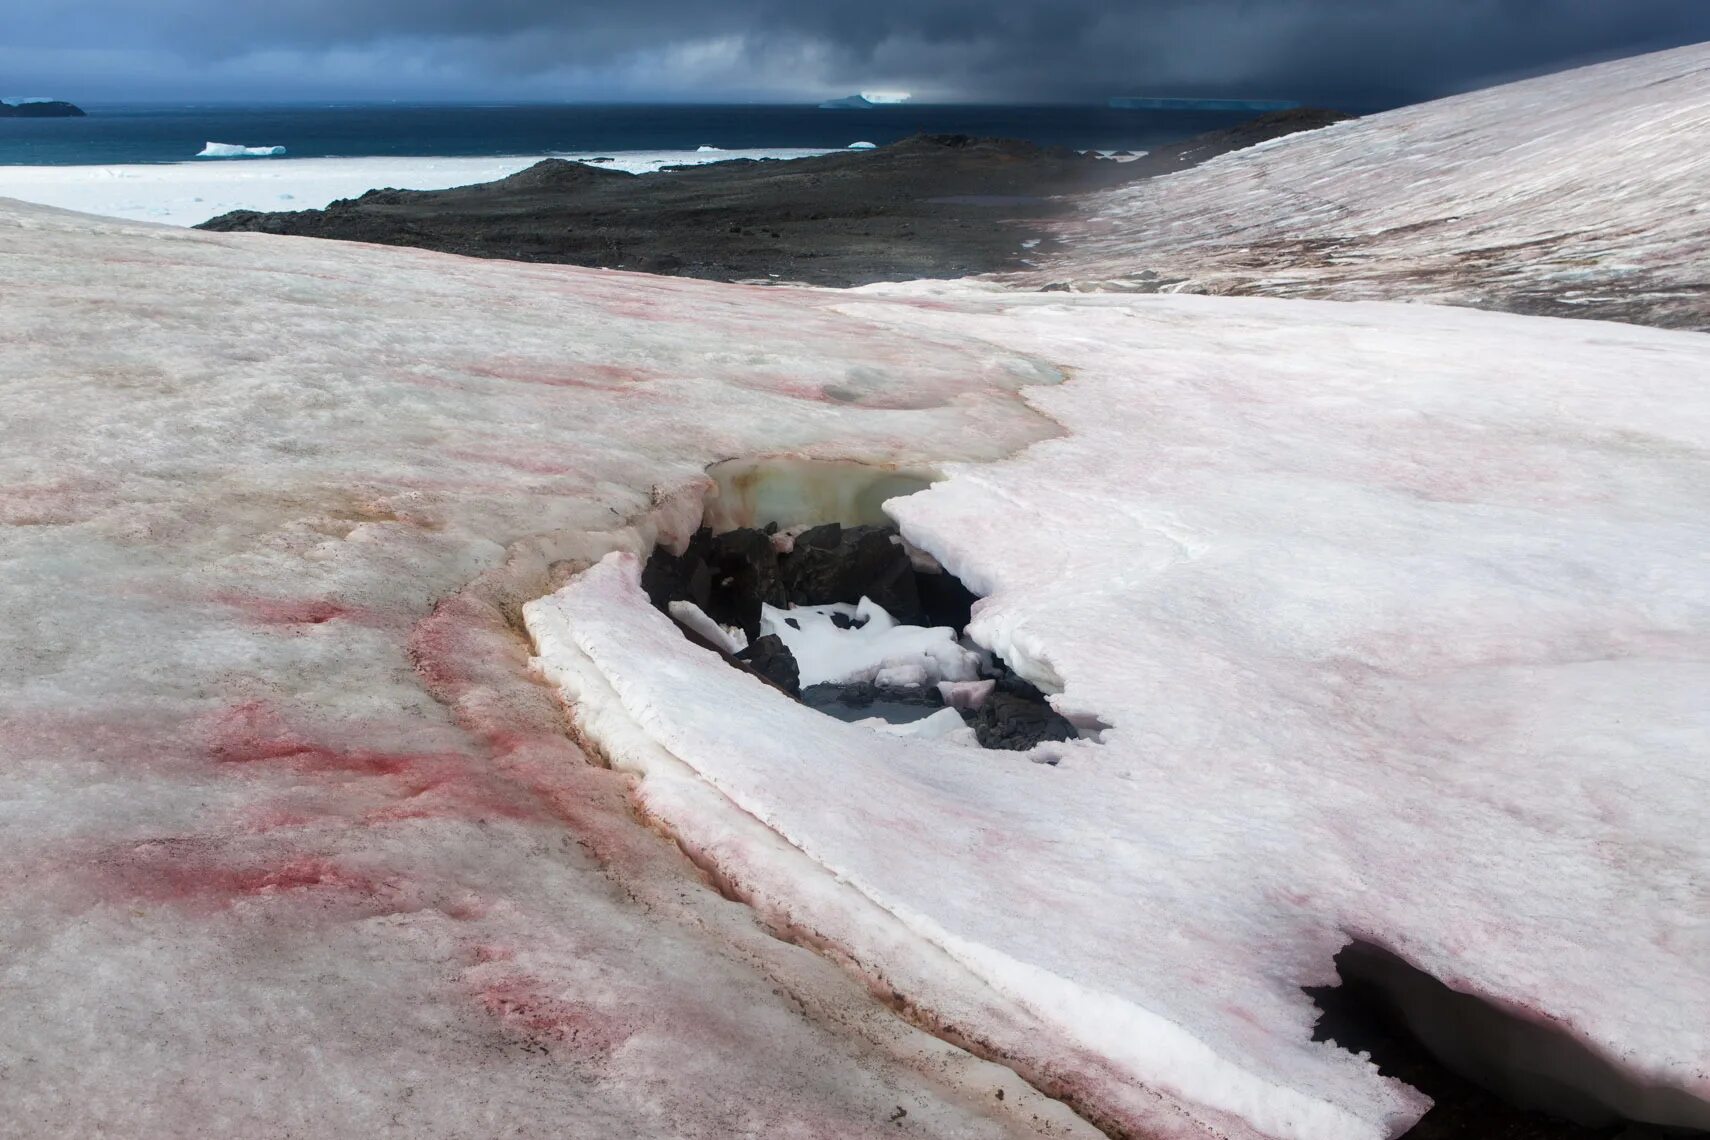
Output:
[{"left": 1043, "top": 42, "right": 1710, "bottom": 330}]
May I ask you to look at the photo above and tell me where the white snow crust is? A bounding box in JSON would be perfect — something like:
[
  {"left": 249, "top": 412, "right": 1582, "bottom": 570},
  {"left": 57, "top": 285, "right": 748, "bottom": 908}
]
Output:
[
  {"left": 529, "top": 286, "right": 1710, "bottom": 1139},
  {"left": 1045, "top": 42, "right": 1710, "bottom": 329},
  {"left": 668, "top": 600, "right": 748, "bottom": 654},
  {"left": 0, "top": 148, "right": 833, "bottom": 227},
  {"left": 760, "top": 599, "right": 980, "bottom": 688},
  {"left": 5, "top": 40, "right": 1710, "bottom": 1140}
]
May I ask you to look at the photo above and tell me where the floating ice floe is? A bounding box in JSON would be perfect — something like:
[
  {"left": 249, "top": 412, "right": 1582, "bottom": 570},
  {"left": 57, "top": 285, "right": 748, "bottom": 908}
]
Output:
[{"left": 197, "top": 141, "right": 287, "bottom": 158}]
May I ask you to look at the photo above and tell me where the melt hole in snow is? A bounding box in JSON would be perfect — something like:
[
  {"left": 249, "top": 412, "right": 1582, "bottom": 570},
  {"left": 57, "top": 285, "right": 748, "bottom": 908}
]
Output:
[
  {"left": 642, "top": 459, "right": 1090, "bottom": 752},
  {"left": 1307, "top": 941, "right": 1710, "bottom": 1138}
]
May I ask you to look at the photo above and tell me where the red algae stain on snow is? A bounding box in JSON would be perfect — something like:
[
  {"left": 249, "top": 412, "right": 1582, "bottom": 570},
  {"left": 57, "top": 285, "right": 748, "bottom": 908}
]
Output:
[
  {"left": 0, "top": 478, "right": 110, "bottom": 526},
  {"left": 469, "top": 969, "right": 636, "bottom": 1060},
  {"left": 203, "top": 700, "right": 548, "bottom": 824},
  {"left": 441, "top": 447, "right": 580, "bottom": 478},
  {"left": 212, "top": 594, "right": 360, "bottom": 626},
  {"left": 92, "top": 839, "right": 388, "bottom": 915},
  {"left": 208, "top": 700, "right": 445, "bottom": 775},
  {"left": 407, "top": 587, "right": 650, "bottom": 864},
  {"left": 464, "top": 359, "right": 663, "bottom": 390}
]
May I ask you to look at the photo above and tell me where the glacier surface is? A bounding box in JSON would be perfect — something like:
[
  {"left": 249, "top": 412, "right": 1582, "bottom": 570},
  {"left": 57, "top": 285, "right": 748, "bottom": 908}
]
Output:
[
  {"left": 0, "top": 196, "right": 1081, "bottom": 1139},
  {"left": 1045, "top": 42, "right": 1710, "bottom": 330},
  {"left": 527, "top": 289, "right": 1710, "bottom": 1140},
  {"left": 3, "top": 38, "right": 1708, "bottom": 1140}
]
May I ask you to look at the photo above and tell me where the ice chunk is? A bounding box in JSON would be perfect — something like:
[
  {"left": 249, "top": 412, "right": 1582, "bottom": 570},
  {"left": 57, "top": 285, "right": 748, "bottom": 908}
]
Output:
[
  {"left": 667, "top": 599, "right": 747, "bottom": 654},
  {"left": 759, "top": 599, "right": 981, "bottom": 688},
  {"left": 857, "top": 707, "right": 975, "bottom": 744},
  {"left": 197, "top": 142, "right": 287, "bottom": 158},
  {"left": 847, "top": 141, "right": 878, "bottom": 150},
  {"left": 937, "top": 679, "right": 994, "bottom": 711}
]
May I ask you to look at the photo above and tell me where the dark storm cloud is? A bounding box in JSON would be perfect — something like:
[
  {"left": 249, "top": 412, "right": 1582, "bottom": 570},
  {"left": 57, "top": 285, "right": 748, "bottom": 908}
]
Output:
[{"left": 4, "top": 0, "right": 1708, "bottom": 104}]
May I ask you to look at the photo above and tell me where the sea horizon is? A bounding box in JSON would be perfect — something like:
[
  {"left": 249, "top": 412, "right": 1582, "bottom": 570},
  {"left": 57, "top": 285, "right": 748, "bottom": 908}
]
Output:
[{"left": 0, "top": 100, "right": 1325, "bottom": 167}]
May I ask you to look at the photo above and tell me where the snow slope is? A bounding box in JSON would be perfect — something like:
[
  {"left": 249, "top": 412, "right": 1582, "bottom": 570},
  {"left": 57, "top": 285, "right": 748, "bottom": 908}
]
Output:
[
  {"left": 0, "top": 198, "right": 1082, "bottom": 1139},
  {"left": 529, "top": 288, "right": 1710, "bottom": 1139},
  {"left": 1042, "top": 42, "right": 1710, "bottom": 330},
  {"left": 4, "top": 43, "right": 1709, "bottom": 1140}
]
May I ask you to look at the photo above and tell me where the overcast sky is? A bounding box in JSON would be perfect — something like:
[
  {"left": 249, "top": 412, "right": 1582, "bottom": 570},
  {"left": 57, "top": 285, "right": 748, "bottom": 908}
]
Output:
[{"left": 4, "top": 0, "right": 1707, "bottom": 106}]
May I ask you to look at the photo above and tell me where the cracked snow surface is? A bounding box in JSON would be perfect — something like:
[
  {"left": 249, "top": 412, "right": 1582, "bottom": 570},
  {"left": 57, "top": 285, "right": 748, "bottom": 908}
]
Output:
[
  {"left": 528, "top": 291, "right": 1710, "bottom": 1140},
  {"left": 4, "top": 41, "right": 1710, "bottom": 1140},
  {"left": 1039, "top": 43, "right": 1710, "bottom": 331},
  {"left": 0, "top": 201, "right": 1083, "bottom": 1139}
]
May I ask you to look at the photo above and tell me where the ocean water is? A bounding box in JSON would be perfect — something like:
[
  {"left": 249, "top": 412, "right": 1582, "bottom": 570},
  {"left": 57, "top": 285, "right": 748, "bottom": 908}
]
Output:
[{"left": 0, "top": 102, "right": 1259, "bottom": 166}]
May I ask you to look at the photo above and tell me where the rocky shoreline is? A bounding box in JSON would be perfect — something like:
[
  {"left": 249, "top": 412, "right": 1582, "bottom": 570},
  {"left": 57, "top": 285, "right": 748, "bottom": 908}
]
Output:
[{"left": 197, "top": 109, "right": 1349, "bottom": 286}]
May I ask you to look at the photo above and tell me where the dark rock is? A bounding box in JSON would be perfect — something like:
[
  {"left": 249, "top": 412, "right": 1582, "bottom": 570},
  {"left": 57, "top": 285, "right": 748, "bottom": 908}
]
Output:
[
  {"left": 734, "top": 635, "right": 799, "bottom": 696},
  {"left": 1307, "top": 942, "right": 1675, "bottom": 1140},
  {"left": 703, "top": 527, "right": 786, "bottom": 638},
  {"left": 641, "top": 528, "right": 714, "bottom": 615},
  {"left": 781, "top": 524, "right": 923, "bottom": 623},
  {"left": 193, "top": 113, "right": 1349, "bottom": 287},
  {"left": 916, "top": 567, "right": 978, "bottom": 630},
  {"left": 644, "top": 522, "right": 1096, "bottom": 751},
  {"left": 803, "top": 681, "right": 876, "bottom": 710},
  {"left": 0, "top": 100, "right": 85, "bottom": 118},
  {"left": 971, "top": 691, "right": 1076, "bottom": 751},
  {"left": 801, "top": 681, "right": 945, "bottom": 713}
]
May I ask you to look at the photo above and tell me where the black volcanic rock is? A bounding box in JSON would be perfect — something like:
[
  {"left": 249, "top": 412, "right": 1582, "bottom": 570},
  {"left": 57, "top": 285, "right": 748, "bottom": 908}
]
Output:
[
  {"left": 196, "top": 113, "right": 1350, "bottom": 287},
  {"left": 971, "top": 690, "right": 1077, "bottom": 751},
  {"left": 704, "top": 527, "right": 788, "bottom": 640},
  {"left": 0, "top": 101, "right": 85, "bottom": 118},
  {"left": 781, "top": 524, "right": 923, "bottom": 625},
  {"left": 734, "top": 635, "right": 800, "bottom": 696}
]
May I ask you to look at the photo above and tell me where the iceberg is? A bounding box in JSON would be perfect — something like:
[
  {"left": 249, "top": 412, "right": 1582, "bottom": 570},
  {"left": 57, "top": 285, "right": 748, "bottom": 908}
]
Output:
[
  {"left": 197, "top": 141, "right": 287, "bottom": 158},
  {"left": 847, "top": 140, "right": 877, "bottom": 149}
]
